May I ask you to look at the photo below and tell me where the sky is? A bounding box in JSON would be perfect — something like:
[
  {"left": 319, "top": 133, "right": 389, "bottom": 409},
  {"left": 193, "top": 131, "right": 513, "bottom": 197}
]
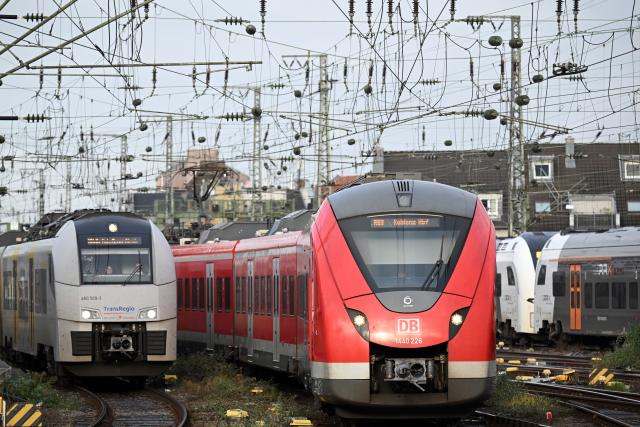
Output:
[{"left": 0, "top": 0, "right": 638, "bottom": 224}]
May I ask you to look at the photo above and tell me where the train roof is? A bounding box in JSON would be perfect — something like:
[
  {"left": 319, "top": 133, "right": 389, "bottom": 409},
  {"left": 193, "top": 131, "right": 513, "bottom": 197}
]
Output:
[
  {"left": 328, "top": 179, "right": 477, "bottom": 220},
  {"left": 559, "top": 227, "right": 640, "bottom": 249},
  {"left": 235, "top": 230, "right": 302, "bottom": 252},
  {"left": 197, "top": 221, "right": 268, "bottom": 243},
  {"left": 172, "top": 240, "right": 237, "bottom": 257},
  {"left": 268, "top": 209, "right": 315, "bottom": 235}
]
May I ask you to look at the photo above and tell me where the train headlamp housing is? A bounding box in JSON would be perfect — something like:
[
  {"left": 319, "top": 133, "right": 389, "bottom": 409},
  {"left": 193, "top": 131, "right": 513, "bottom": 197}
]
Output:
[
  {"left": 346, "top": 308, "right": 369, "bottom": 341},
  {"left": 138, "top": 307, "right": 158, "bottom": 320},
  {"left": 80, "top": 308, "right": 101, "bottom": 320},
  {"left": 449, "top": 307, "right": 470, "bottom": 339}
]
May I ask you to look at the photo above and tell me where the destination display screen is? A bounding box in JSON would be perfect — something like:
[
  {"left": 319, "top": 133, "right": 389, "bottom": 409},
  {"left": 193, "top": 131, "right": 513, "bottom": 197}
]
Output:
[
  {"left": 86, "top": 236, "right": 142, "bottom": 246},
  {"left": 369, "top": 215, "right": 442, "bottom": 229}
]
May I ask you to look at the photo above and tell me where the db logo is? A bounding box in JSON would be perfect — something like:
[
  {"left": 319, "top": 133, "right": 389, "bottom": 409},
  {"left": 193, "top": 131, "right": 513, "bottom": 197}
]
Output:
[{"left": 397, "top": 318, "right": 421, "bottom": 334}]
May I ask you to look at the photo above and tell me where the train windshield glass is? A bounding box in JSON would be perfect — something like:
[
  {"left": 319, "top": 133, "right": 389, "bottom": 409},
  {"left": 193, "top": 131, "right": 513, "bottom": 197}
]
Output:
[
  {"left": 79, "top": 234, "right": 152, "bottom": 284},
  {"left": 339, "top": 213, "right": 470, "bottom": 292}
]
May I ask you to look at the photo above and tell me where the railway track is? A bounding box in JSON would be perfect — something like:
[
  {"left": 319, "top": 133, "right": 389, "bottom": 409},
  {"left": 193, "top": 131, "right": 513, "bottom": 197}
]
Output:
[
  {"left": 72, "top": 382, "right": 188, "bottom": 427},
  {"left": 523, "top": 381, "right": 640, "bottom": 426}
]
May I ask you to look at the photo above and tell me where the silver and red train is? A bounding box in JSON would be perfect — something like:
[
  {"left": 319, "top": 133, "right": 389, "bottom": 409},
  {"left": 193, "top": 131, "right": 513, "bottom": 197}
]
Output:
[{"left": 173, "top": 180, "right": 496, "bottom": 420}]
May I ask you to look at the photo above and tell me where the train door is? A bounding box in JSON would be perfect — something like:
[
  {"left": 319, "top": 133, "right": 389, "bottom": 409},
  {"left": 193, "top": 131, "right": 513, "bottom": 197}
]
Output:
[
  {"left": 569, "top": 265, "right": 582, "bottom": 331},
  {"left": 272, "top": 258, "right": 280, "bottom": 363},
  {"left": 247, "top": 260, "right": 254, "bottom": 357},
  {"left": 206, "top": 263, "right": 214, "bottom": 349}
]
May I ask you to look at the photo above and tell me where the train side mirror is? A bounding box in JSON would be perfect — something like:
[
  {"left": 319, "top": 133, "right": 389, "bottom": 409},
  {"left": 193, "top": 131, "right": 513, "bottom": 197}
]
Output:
[{"left": 526, "top": 298, "right": 534, "bottom": 304}]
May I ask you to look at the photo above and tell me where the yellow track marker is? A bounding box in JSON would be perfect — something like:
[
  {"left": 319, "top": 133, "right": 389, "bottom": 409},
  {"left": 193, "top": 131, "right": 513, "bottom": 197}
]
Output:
[{"left": 226, "top": 409, "right": 249, "bottom": 418}]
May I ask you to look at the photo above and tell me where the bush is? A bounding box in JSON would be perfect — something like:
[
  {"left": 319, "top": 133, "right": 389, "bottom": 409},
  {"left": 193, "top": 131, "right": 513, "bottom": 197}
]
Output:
[
  {"left": 168, "top": 352, "right": 234, "bottom": 379},
  {"left": 5, "top": 372, "right": 74, "bottom": 409},
  {"left": 602, "top": 325, "right": 640, "bottom": 370},
  {"left": 486, "top": 375, "right": 564, "bottom": 421}
]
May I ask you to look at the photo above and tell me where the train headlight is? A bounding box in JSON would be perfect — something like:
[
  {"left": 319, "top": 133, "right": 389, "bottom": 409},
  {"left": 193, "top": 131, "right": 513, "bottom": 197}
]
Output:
[
  {"left": 138, "top": 307, "right": 158, "bottom": 320},
  {"left": 81, "top": 308, "right": 100, "bottom": 320},
  {"left": 449, "top": 307, "right": 470, "bottom": 339},
  {"left": 451, "top": 313, "right": 464, "bottom": 326},
  {"left": 346, "top": 308, "right": 369, "bottom": 341}
]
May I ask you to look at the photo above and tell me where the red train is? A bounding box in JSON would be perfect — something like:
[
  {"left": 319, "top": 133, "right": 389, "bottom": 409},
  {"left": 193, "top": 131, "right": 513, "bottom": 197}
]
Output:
[{"left": 173, "top": 180, "right": 496, "bottom": 421}]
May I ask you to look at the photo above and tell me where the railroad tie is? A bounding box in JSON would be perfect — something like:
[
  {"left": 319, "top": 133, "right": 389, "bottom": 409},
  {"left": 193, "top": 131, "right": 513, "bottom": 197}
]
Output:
[{"left": 5, "top": 402, "right": 44, "bottom": 426}]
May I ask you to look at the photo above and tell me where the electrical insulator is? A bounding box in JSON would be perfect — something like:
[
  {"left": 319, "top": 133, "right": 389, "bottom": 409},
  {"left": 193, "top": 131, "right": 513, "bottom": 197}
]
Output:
[
  {"left": 469, "top": 58, "right": 474, "bottom": 82},
  {"left": 556, "top": 0, "right": 563, "bottom": 35},
  {"left": 144, "top": 3, "right": 149, "bottom": 19},
  {"left": 205, "top": 67, "right": 211, "bottom": 88},
  {"left": 419, "top": 79, "right": 440, "bottom": 85},
  {"left": 23, "top": 13, "right": 45, "bottom": 22},
  {"left": 366, "top": 0, "right": 373, "bottom": 34},
  {"left": 57, "top": 66, "right": 62, "bottom": 91},
  {"left": 24, "top": 114, "right": 46, "bottom": 123},
  {"left": 500, "top": 57, "right": 505, "bottom": 79},
  {"left": 387, "top": 0, "right": 393, "bottom": 27},
  {"left": 413, "top": 0, "right": 419, "bottom": 23},
  {"left": 192, "top": 66, "right": 197, "bottom": 94},
  {"left": 259, "top": 0, "right": 266, "bottom": 34},
  {"left": 90, "top": 126, "right": 94, "bottom": 141},
  {"left": 450, "top": 0, "right": 456, "bottom": 21},
  {"left": 573, "top": 0, "right": 580, "bottom": 33},
  {"left": 150, "top": 66, "right": 157, "bottom": 96},
  {"left": 343, "top": 60, "right": 348, "bottom": 90},
  {"left": 381, "top": 66, "right": 386, "bottom": 87},
  {"left": 38, "top": 68, "right": 43, "bottom": 91},
  {"left": 348, "top": 0, "right": 355, "bottom": 34},
  {"left": 221, "top": 16, "right": 245, "bottom": 25}
]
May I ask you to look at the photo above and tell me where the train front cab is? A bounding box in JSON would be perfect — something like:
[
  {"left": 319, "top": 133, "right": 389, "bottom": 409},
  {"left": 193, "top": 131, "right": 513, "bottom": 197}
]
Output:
[{"left": 309, "top": 180, "right": 496, "bottom": 418}]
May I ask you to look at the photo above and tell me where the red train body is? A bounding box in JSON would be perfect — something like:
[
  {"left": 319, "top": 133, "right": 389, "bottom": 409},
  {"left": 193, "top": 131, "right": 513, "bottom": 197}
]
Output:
[{"left": 173, "top": 180, "right": 496, "bottom": 419}]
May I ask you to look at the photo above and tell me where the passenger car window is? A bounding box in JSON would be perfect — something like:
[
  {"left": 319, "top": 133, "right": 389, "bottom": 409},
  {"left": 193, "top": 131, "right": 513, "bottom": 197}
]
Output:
[
  {"left": 177, "top": 279, "right": 183, "bottom": 309},
  {"left": 584, "top": 282, "right": 593, "bottom": 309},
  {"left": 495, "top": 273, "right": 502, "bottom": 297},
  {"left": 537, "top": 265, "right": 546, "bottom": 285},
  {"left": 630, "top": 282, "right": 638, "bottom": 309},
  {"left": 595, "top": 282, "right": 609, "bottom": 309},
  {"left": 552, "top": 272, "right": 565, "bottom": 297},
  {"left": 506, "top": 267, "right": 515, "bottom": 286},
  {"left": 612, "top": 282, "right": 626, "bottom": 309}
]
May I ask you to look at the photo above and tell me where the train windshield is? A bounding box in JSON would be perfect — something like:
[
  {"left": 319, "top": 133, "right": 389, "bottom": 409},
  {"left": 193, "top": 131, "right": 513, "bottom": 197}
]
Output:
[
  {"left": 339, "top": 213, "right": 470, "bottom": 292},
  {"left": 79, "top": 235, "right": 152, "bottom": 284}
]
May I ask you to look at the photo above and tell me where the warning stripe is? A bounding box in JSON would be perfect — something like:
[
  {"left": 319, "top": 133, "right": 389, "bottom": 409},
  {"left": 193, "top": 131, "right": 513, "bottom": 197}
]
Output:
[{"left": 6, "top": 402, "right": 43, "bottom": 426}]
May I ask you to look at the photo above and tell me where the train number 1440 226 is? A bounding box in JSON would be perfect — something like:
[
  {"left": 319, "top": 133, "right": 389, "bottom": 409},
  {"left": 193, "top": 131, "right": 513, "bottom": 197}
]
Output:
[{"left": 395, "top": 336, "right": 423, "bottom": 344}]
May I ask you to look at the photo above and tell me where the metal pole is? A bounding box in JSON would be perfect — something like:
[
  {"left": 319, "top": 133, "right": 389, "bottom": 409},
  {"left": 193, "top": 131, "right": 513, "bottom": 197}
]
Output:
[
  {"left": 165, "top": 116, "right": 173, "bottom": 228},
  {"left": 0, "top": 0, "right": 79, "bottom": 57},
  {"left": 65, "top": 157, "right": 71, "bottom": 212},
  {"left": 120, "top": 136, "right": 128, "bottom": 211},
  {"left": 316, "top": 54, "right": 329, "bottom": 208},
  {"left": 0, "top": 0, "right": 153, "bottom": 79},
  {"left": 508, "top": 16, "right": 526, "bottom": 236},
  {"left": 0, "top": 0, "right": 11, "bottom": 12},
  {"left": 251, "top": 88, "right": 262, "bottom": 221},
  {"left": 38, "top": 169, "right": 45, "bottom": 218}
]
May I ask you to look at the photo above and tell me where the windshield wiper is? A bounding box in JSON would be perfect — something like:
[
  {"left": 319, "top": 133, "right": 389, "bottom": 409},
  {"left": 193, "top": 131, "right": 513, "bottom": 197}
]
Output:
[
  {"left": 421, "top": 231, "right": 446, "bottom": 290},
  {"left": 123, "top": 263, "right": 142, "bottom": 286},
  {"left": 421, "top": 259, "right": 443, "bottom": 290}
]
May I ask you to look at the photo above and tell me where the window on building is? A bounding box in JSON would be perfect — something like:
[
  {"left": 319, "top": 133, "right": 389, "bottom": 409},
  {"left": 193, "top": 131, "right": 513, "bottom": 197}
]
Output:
[
  {"left": 535, "top": 202, "right": 551, "bottom": 213},
  {"left": 628, "top": 201, "right": 640, "bottom": 212},
  {"left": 620, "top": 155, "right": 640, "bottom": 181},
  {"left": 624, "top": 161, "right": 640, "bottom": 179},
  {"left": 534, "top": 164, "right": 551, "bottom": 179},
  {"left": 478, "top": 193, "right": 502, "bottom": 220},
  {"left": 612, "top": 282, "right": 626, "bottom": 309},
  {"left": 584, "top": 282, "right": 593, "bottom": 309},
  {"left": 595, "top": 282, "right": 609, "bottom": 309}
]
